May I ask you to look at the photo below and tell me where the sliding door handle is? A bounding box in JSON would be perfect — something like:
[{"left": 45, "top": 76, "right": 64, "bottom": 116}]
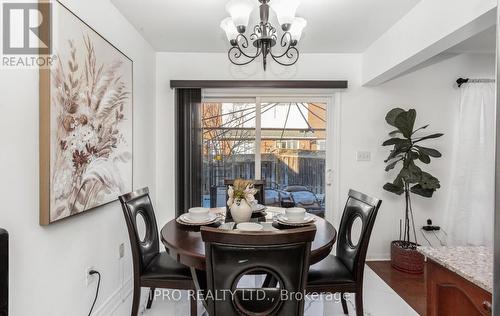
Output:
[{"left": 326, "top": 169, "right": 333, "bottom": 186}]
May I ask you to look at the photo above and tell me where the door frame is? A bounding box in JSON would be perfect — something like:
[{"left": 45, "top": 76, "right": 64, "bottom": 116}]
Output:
[
  {"left": 202, "top": 89, "right": 342, "bottom": 226},
  {"left": 494, "top": 6, "right": 499, "bottom": 313}
]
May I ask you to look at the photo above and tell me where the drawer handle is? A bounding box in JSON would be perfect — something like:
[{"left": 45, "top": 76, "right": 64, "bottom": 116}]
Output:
[{"left": 482, "top": 301, "right": 492, "bottom": 313}]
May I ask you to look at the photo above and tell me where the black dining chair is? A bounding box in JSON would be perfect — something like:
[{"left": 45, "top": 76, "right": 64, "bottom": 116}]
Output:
[
  {"left": 119, "top": 187, "right": 197, "bottom": 316},
  {"left": 201, "top": 225, "right": 317, "bottom": 316},
  {"left": 306, "top": 189, "right": 382, "bottom": 316}
]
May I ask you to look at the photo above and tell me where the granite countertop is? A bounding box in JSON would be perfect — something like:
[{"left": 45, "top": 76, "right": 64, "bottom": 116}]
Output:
[{"left": 417, "top": 246, "right": 493, "bottom": 293}]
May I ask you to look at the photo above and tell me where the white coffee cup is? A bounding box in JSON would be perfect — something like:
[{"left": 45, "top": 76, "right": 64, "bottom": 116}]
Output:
[
  {"left": 188, "top": 207, "right": 209, "bottom": 221},
  {"left": 285, "top": 207, "right": 306, "bottom": 222}
]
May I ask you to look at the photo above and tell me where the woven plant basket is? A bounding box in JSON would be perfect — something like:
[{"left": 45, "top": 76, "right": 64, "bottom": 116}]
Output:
[{"left": 390, "top": 240, "right": 424, "bottom": 274}]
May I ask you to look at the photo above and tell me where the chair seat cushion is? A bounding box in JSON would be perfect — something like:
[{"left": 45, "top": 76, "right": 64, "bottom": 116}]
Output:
[
  {"left": 307, "top": 255, "right": 355, "bottom": 286},
  {"left": 141, "top": 252, "right": 192, "bottom": 282}
]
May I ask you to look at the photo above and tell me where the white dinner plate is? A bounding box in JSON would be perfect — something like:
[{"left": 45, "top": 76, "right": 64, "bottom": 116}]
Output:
[
  {"left": 236, "top": 222, "right": 264, "bottom": 231},
  {"left": 276, "top": 214, "right": 315, "bottom": 226},
  {"left": 181, "top": 213, "right": 213, "bottom": 223},
  {"left": 177, "top": 213, "right": 218, "bottom": 226},
  {"left": 251, "top": 204, "right": 267, "bottom": 212}
]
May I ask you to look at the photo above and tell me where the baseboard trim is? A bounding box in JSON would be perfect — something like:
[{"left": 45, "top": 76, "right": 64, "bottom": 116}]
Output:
[
  {"left": 93, "top": 278, "right": 133, "bottom": 316},
  {"left": 366, "top": 253, "right": 390, "bottom": 261}
]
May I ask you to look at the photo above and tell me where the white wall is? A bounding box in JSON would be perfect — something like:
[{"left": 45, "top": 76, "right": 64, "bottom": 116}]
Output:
[
  {"left": 156, "top": 52, "right": 495, "bottom": 259},
  {"left": 0, "top": 0, "right": 156, "bottom": 315},
  {"left": 0, "top": 1, "right": 495, "bottom": 313}
]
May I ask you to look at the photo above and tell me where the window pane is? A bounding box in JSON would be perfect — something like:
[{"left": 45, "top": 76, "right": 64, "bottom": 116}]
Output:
[
  {"left": 261, "top": 102, "right": 326, "bottom": 217},
  {"left": 202, "top": 102, "right": 256, "bottom": 207}
]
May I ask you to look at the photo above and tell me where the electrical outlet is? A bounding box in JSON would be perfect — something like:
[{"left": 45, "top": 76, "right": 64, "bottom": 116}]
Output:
[
  {"left": 422, "top": 218, "right": 441, "bottom": 231},
  {"left": 119, "top": 242, "right": 125, "bottom": 259},
  {"left": 356, "top": 151, "right": 371, "bottom": 161},
  {"left": 86, "top": 266, "right": 96, "bottom": 287}
]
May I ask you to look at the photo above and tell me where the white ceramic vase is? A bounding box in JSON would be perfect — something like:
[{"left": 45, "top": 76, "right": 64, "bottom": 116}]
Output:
[{"left": 230, "top": 199, "right": 252, "bottom": 223}]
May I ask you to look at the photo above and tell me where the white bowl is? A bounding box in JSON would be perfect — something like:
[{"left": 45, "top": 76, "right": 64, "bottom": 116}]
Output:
[
  {"left": 285, "top": 207, "right": 306, "bottom": 222},
  {"left": 188, "top": 207, "right": 209, "bottom": 221},
  {"left": 236, "top": 222, "right": 263, "bottom": 231}
]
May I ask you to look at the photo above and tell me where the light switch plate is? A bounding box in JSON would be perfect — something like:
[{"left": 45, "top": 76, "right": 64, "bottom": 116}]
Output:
[{"left": 356, "top": 151, "right": 371, "bottom": 161}]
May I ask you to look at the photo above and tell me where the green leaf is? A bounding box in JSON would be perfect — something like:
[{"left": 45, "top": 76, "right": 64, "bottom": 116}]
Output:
[
  {"left": 385, "top": 108, "right": 405, "bottom": 127},
  {"left": 418, "top": 152, "right": 430, "bottom": 164},
  {"left": 394, "top": 141, "right": 411, "bottom": 151},
  {"left": 413, "top": 133, "right": 444, "bottom": 143},
  {"left": 389, "top": 130, "right": 401, "bottom": 137},
  {"left": 394, "top": 109, "right": 416, "bottom": 138},
  {"left": 385, "top": 159, "right": 402, "bottom": 171},
  {"left": 419, "top": 172, "right": 441, "bottom": 190},
  {"left": 382, "top": 138, "right": 408, "bottom": 146},
  {"left": 394, "top": 175, "right": 404, "bottom": 187},
  {"left": 414, "top": 145, "right": 442, "bottom": 158},
  {"left": 412, "top": 125, "right": 429, "bottom": 135},
  {"left": 384, "top": 152, "right": 404, "bottom": 163},
  {"left": 410, "top": 184, "right": 434, "bottom": 198},
  {"left": 383, "top": 182, "right": 405, "bottom": 195},
  {"left": 384, "top": 141, "right": 411, "bottom": 162},
  {"left": 385, "top": 149, "right": 408, "bottom": 162},
  {"left": 400, "top": 161, "right": 422, "bottom": 183}
]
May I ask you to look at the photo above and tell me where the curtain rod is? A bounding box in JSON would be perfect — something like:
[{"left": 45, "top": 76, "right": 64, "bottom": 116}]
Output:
[
  {"left": 170, "top": 80, "right": 348, "bottom": 89},
  {"left": 456, "top": 77, "right": 495, "bottom": 87}
]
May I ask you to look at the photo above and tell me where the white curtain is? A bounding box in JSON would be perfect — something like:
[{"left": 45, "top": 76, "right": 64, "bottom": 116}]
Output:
[{"left": 445, "top": 82, "right": 495, "bottom": 246}]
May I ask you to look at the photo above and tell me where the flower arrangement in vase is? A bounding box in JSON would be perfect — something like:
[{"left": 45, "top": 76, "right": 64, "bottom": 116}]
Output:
[{"left": 227, "top": 179, "right": 258, "bottom": 223}]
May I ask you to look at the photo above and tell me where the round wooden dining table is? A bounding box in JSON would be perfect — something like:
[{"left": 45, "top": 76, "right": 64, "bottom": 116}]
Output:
[{"left": 161, "top": 208, "right": 337, "bottom": 270}]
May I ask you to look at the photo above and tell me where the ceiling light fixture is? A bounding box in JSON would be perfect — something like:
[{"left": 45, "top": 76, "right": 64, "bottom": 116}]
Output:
[{"left": 220, "top": 0, "right": 306, "bottom": 71}]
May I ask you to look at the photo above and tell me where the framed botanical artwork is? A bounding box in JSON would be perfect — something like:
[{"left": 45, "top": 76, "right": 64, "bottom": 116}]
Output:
[{"left": 40, "top": 1, "right": 133, "bottom": 225}]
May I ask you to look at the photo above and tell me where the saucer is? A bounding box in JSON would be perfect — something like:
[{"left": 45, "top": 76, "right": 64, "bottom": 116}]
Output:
[{"left": 236, "top": 222, "right": 264, "bottom": 231}]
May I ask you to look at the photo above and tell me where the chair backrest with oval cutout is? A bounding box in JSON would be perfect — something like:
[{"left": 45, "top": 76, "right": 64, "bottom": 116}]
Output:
[
  {"left": 119, "top": 187, "right": 160, "bottom": 273},
  {"left": 336, "top": 190, "right": 382, "bottom": 281},
  {"left": 201, "top": 226, "right": 316, "bottom": 316}
]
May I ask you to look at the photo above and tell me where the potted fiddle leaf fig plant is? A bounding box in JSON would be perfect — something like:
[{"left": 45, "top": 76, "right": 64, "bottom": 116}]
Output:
[{"left": 382, "top": 108, "right": 443, "bottom": 274}]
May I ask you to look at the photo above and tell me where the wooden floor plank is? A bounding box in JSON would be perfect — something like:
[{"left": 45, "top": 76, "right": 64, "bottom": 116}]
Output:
[{"left": 367, "top": 260, "right": 426, "bottom": 316}]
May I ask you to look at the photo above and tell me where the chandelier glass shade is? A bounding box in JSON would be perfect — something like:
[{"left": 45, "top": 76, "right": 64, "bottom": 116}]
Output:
[
  {"left": 220, "top": 17, "right": 239, "bottom": 42},
  {"left": 220, "top": 0, "right": 306, "bottom": 71},
  {"left": 270, "top": 0, "right": 301, "bottom": 26},
  {"left": 225, "top": 0, "right": 254, "bottom": 30}
]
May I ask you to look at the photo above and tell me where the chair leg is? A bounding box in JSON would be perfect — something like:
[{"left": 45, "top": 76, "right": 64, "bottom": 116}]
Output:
[
  {"left": 355, "top": 289, "right": 363, "bottom": 316},
  {"left": 131, "top": 285, "right": 141, "bottom": 316},
  {"left": 262, "top": 274, "right": 278, "bottom": 287},
  {"left": 146, "top": 287, "right": 155, "bottom": 309},
  {"left": 341, "top": 292, "right": 348, "bottom": 315},
  {"left": 190, "top": 292, "right": 197, "bottom": 316}
]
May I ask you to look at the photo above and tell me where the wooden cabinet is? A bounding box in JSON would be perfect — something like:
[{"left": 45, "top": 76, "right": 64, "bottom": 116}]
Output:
[{"left": 427, "top": 259, "right": 492, "bottom": 316}]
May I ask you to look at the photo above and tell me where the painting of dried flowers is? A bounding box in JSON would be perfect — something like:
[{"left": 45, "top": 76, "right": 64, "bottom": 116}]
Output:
[{"left": 39, "top": 2, "right": 133, "bottom": 225}]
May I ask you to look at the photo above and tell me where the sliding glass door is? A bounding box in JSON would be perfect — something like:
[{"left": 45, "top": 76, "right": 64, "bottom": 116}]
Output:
[
  {"left": 202, "top": 101, "right": 257, "bottom": 208},
  {"left": 200, "top": 96, "right": 333, "bottom": 218}
]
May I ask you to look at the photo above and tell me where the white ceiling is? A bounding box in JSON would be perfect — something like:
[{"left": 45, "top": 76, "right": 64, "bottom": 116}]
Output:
[{"left": 111, "top": 0, "right": 420, "bottom": 53}]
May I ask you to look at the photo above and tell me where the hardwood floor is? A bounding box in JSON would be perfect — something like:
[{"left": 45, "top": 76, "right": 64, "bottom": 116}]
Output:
[{"left": 367, "top": 260, "right": 426, "bottom": 316}]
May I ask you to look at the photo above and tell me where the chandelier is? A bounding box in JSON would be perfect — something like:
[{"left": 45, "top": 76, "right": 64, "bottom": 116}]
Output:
[{"left": 220, "top": 0, "right": 307, "bottom": 71}]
